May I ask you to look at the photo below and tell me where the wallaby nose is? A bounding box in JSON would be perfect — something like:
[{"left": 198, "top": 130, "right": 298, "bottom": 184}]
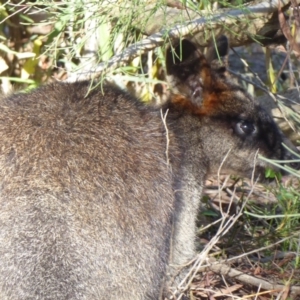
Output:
[
  {"left": 283, "top": 145, "right": 300, "bottom": 171},
  {"left": 286, "top": 154, "right": 300, "bottom": 170},
  {"left": 291, "top": 161, "right": 300, "bottom": 170}
]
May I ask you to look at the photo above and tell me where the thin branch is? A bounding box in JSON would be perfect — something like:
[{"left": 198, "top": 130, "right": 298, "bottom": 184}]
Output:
[
  {"left": 208, "top": 263, "right": 300, "bottom": 297},
  {"left": 160, "top": 108, "right": 170, "bottom": 167},
  {"left": 67, "top": 0, "right": 291, "bottom": 82}
]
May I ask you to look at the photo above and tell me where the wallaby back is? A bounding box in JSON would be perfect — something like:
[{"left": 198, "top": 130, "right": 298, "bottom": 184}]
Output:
[
  {"left": 0, "top": 83, "right": 179, "bottom": 299},
  {"left": 0, "top": 37, "right": 297, "bottom": 300}
]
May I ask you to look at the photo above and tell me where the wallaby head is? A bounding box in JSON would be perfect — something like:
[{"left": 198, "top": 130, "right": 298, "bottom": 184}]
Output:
[
  {"left": 165, "top": 37, "right": 298, "bottom": 180},
  {"left": 0, "top": 36, "right": 297, "bottom": 300}
]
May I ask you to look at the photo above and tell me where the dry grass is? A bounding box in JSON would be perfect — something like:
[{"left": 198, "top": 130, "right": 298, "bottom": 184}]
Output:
[{"left": 168, "top": 175, "right": 300, "bottom": 300}]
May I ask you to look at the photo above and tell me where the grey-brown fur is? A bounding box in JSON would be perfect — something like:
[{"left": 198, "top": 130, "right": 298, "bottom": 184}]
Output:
[{"left": 0, "top": 37, "right": 297, "bottom": 300}]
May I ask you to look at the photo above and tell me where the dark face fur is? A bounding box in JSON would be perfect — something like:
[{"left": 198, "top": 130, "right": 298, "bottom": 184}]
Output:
[{"left": 166, "top": 37, "right": 299, "bottom": 179}]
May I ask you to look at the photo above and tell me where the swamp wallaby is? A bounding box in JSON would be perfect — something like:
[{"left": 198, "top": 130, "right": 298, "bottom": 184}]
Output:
[{"left": 0, "top": 36, "right": 298, "bottom": 300}]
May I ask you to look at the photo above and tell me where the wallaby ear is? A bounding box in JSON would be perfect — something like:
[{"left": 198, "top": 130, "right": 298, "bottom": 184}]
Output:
[
  {"left": 205, "top": 35, "right": 229, "bottom": 76},
  {"left": 206, "top": 35, "right": 229, "bottom": 68},
  {"left": 166, "top": 39, "right": 212, "bottom": 107},
  {"left": 165, "top": 37, "right": 234, "bottom": 116},
  {"left": 166, "top": 39, "right": 203, "bottom": 82}
]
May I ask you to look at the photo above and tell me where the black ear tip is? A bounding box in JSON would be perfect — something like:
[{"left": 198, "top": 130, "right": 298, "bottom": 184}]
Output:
[
  {"left": 166, "top": 39, "right": 199, "bottom": 66},
  {"left": 217, "top": 35, "right": 228, "bottom": 45},
  {"left": 206, "top": 35, "right": 229, "bottom": 62},
  {"left": 172, "top": 39, "right": 197, "bottom": 54},
  {"left": 215, "top": 35, "right": 229, "bottom": 57},
  {"left": 180, "top": 39, "right": 198, "bottom": 56}
]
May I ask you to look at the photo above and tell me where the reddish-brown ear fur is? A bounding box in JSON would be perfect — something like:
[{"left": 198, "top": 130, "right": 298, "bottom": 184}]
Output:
[
  {"left": 166, "top": 37, "right": 231, "bottom": 116},
  {"left": 170, "top": 92, "right": 223, "bottom": 116}
]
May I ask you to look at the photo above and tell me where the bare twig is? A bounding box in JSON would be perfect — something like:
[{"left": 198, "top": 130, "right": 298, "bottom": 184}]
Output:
[
  {"left": 161, "top": 109, "right": 170, "bottom": 167},
  {"left": 208, "top": 263, "right": 300, "bottom": 297}
]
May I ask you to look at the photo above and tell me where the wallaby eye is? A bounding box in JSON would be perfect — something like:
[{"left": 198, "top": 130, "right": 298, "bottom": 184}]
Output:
[{"left": 235, "top": 120, "right": 257, "bottom": 136}]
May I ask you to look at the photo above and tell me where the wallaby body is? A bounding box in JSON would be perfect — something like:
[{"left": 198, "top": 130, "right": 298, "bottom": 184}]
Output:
[
  {"left": 0, "top": 37, "right": 297, "bottom": 299},
  {"left": 0, "top": 82, "right": 176, "bottom": 299}
]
